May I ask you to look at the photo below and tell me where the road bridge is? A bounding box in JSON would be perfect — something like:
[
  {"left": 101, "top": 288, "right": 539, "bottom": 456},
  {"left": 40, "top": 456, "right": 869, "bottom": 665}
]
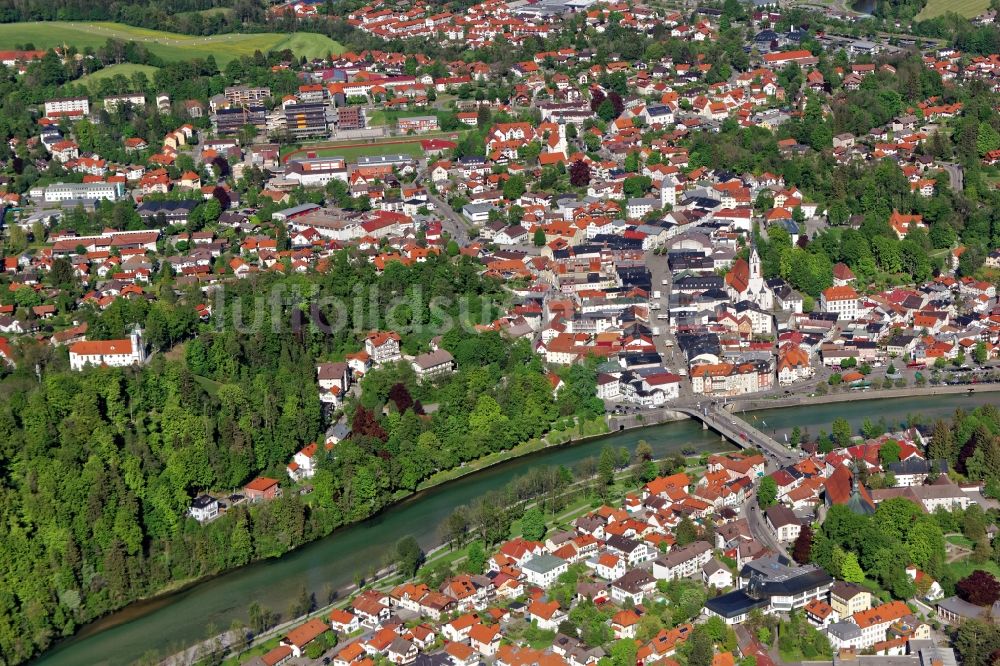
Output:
[{"left": 671, "top": 403, "right": 800, "bottom": 466}]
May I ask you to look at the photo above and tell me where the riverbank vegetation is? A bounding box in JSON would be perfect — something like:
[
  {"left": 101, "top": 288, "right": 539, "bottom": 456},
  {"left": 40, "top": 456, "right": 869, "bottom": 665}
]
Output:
[{"left": 0, "top": 254, "right": 604, "bottom": 665}]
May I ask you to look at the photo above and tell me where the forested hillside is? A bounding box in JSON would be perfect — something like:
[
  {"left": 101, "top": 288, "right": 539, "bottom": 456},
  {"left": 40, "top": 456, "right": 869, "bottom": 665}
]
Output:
[{"left": 0, "top": 254, "right": 602, "bottom": 664}]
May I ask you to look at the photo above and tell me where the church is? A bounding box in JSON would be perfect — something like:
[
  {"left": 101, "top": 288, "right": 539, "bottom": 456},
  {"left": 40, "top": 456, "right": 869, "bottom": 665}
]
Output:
[
  {"left": 68, "top": 327, "right": 146, "bottom": 371},
  {"left": 724, "top": 247, "right": 774, "bottom": 310}
]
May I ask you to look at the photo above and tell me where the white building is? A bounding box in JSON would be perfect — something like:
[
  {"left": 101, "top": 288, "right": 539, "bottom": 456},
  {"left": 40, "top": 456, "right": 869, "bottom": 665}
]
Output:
[
  {"left": 820, "top": 285, "right": 860, "bottom": 320},
  {"left": 365, "top": 331, "right": 401, "bottom": 365},
  {"left": 284, "top": 157, "right": 348, "bottom": 187},
  {"left": 188, "top": 495, "right": 219, "bottom": 522},
  {"left": 43, "top": 182, "right": 124, "bottom": 203},
  {"left": 44, "top": 96, "right": 90, "bottom": 117},
  {"left": 521, "top": 554, "right": 568, "bottom": 588},
  {"left": 850, "top": 601, "right": 914, "bottom": 649},
  {"left": 627, "top": 197, "right": 660, "bottom": 219},
  {"left": 287, "top": 442, "right": 327, "bottom": 481},
  {"left": 68, "top": 329, "right": 146, "bottom": 371},
  {"left": 703, "top": 559, "right": 734, "bottom": 589},
  {"left": 764, "top": 505, "right": 802, "bottom": 543},
  {"left": 317, "top": 361, "right": 350, "bottom": 405},
  {"left": 411, "top": 349, "right": 455, "bottom": 380},
  {"left": 104, "top": 93, "right": 146, "bottom": 112},
  {"left": 653, "top": 541, "right": 713, "bottom": 581}
]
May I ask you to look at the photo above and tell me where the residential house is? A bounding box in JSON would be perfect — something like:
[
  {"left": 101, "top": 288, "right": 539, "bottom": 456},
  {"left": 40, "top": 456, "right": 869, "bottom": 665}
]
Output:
[
  {"left": 188, "top": 495, "right": 219, "bottom": 523},
  {"left": 365, "top": 330, "right": 402, "bottom": 365},
  {"left": 521, "top": 554, "right": 568, "bottom": 587},
  {"left": 610, "top": 569, "right": 656, "bottom": 604},
  {"left": 764, "top": 505, "right": 802, "bottom": 543},
  {"left": 282, "top": 618, "right": 330, "bottom": 658},
  {"left": 411, "top": 349, "right": 455, "bottom": 380},
  {"left": 653, "top": 541, "right": 713, "bottom": 581},
  {"left": 245, "top": 477, "right": 282, "bottom": 502}
]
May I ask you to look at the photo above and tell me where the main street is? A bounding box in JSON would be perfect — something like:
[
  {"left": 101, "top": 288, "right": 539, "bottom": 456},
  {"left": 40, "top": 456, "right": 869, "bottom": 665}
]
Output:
[
  {"left": 415, "top": 162, "right": 471, "bottom": 246},
  {"left": 643, "top": 249, "right": 686, "bottom": 379}
]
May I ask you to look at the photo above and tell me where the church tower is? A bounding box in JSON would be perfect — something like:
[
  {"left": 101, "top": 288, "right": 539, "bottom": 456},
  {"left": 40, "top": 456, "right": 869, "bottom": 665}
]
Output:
[{"left": 749, "top": 245, "right": 762, "bottom": 281}]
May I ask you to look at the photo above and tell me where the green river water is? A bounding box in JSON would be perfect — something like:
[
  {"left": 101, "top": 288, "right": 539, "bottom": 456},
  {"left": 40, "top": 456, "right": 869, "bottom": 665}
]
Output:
[{"left": 33, "top": 393, "right": 996, "bottom": 665}]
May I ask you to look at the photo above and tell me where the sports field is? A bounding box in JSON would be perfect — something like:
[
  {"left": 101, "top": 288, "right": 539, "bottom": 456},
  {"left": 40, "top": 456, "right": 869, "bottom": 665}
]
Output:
[
  {"left": 289, "top": 141, "right": 428, "bottom": 162},
  {"left": 78, "top": 63, "right": 160, "bottom": 86},
  {"left": 0, "top": 22, "right": 344, "bottom": 64},
  {"left": 916, "top": 0, "right": 988, "bottom": 19}
]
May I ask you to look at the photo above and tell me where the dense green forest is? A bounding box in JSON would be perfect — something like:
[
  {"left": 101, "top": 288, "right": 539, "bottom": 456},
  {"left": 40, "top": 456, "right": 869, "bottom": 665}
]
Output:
[{"left": 0, "top": 255, "right": 603, "bottom": 665}]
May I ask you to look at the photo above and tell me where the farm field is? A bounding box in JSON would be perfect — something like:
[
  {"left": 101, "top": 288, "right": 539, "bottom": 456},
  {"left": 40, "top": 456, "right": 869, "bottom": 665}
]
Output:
[
  {"left": 78, "top": 63, "right": 160, "bottom": 87},
  {"left": 916, "top": 0, "right": 989, "bottom": 19},
  {"left": 0, "top": 22, "right": 344, "bottom": 64}
]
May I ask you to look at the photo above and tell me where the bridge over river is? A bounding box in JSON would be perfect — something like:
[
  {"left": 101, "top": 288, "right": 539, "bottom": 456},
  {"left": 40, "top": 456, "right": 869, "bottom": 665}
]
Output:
[{"left": 671, "top": 403, "right": 800, "bottom": 466}]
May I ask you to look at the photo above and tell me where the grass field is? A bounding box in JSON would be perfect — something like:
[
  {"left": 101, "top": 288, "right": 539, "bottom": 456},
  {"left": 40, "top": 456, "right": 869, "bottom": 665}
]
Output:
[
  {"left": 300, "top": 141, "right": 428, "bottom": 161},
  {"left": 916, "top": 0, "right": 989, "bottom": 19},
  {"left": 176, "top": 7, "right": 233, "bottom": 18},
  {"left": 0, "top": 22, "right": 344, "bottom": 64},
  {"left": 946, "top": 558, "right": 1000, "bottom": 581},
  {"left": 367, "top": 109, "right": 442, "bottom": 127},
  {"left": 78, "top": 63, "right": 160, "bottom": 87}
]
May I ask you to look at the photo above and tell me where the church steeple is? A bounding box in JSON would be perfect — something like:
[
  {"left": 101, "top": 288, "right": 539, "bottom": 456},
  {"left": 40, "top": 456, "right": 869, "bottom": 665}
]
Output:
[{"left": 749, "top": 244, "right": 762, "bottom": 281}]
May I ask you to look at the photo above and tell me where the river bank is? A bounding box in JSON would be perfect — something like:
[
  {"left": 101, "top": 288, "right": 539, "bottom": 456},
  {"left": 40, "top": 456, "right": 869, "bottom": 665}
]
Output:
[
  {"left": 31, "top": 393, "right": 997, "bottom": 666},
  {"left": 35, "top": 417, "right": 612, "bottom": 654},
  {"left": 729, "top": 382, "right": 1000, "bottom": 412},
  {"left": 168, "top": 465, "right": 645, "bottom": 666}
]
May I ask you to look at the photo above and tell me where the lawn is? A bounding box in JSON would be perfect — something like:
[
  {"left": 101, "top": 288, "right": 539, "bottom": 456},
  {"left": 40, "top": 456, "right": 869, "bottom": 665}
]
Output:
[
  {"left": 945, "top": 558, "right": 1000, "bottom": 581},
  {"left": 0, "top": 22, "right": 343, "bottom": 64},
  {"left": 78, "top": 63, "right": 160, "bottom": 87},
  {"left": 367, "top": 109, "right": 441, "bottom": 127},
  {"left": 946, "top": 534, "right": 975, "bottom": 548},
  {"left": 916, "top": 0, "right": 989, "bottom": 19}
]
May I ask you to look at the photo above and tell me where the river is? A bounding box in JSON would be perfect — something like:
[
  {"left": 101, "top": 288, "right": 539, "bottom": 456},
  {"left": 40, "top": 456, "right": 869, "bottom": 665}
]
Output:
[{"left": 33, "top": 393, "right": 995, "bottom": 666}]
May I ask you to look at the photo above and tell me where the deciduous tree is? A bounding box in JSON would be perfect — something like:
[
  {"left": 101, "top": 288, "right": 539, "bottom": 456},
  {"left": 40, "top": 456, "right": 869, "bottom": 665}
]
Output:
[
  {"left": 957, "top": 571, "right": 1000, "bottom": 606},
  {"left": 757, "top": 476, "right": 777, "bottom": 508}
]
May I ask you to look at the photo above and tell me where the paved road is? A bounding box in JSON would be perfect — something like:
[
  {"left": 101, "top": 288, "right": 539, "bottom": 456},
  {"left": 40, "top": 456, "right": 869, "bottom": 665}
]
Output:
[
  {"left": 643, "top": 249, "right": 688, "bottom": 378},
  {"left": 675, "top": 404, "right": 800, "bottom": 466},
  {"left": 943, "top": 162, "right": 964, "bottom": 192},
  {"left": 427, "top": 189, "right": 471, "bottom": 246},
  {"left": 742, "top": 497, "right": 787, "bottom": 559},
  {"left": 414, "top": 165, "right": 471, "bottom": 246}
]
